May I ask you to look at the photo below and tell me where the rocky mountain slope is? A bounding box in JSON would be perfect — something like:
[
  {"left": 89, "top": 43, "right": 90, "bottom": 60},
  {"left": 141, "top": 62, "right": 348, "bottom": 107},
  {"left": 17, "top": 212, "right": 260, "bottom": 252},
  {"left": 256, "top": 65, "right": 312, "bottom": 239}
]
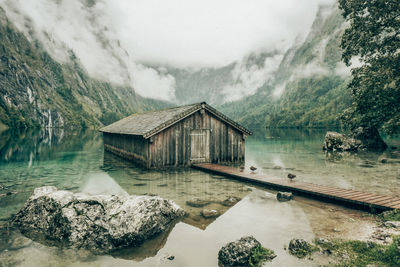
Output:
[
  {"left": 220, "top": 3, "right": 352, "bottom": 130},
  {"left": 0, "top": 7, "right": 165, "bottom": 130},
  {"left": 1, "top": 2, "right": 351, "bottom": 132}
]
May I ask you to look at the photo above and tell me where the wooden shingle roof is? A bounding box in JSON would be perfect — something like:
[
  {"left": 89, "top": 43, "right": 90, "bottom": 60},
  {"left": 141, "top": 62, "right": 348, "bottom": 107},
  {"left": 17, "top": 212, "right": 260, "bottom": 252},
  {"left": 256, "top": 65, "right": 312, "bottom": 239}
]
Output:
[{"left": 100, "top": 102, "right": 252, "bottom": 138}]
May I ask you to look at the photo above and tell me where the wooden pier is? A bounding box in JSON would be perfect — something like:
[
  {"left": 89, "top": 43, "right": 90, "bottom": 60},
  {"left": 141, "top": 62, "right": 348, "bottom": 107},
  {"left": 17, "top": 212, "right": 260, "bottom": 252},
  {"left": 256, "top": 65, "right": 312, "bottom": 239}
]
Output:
[{"left": 192, "top": 163, "right": 400, "bottom": 212}]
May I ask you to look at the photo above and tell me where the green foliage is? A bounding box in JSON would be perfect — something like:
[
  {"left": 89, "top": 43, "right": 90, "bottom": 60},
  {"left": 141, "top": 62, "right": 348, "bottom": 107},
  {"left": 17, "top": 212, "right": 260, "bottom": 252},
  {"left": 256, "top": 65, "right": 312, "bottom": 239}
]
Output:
[
  {"left": 289, "top": 241, "right": 318, "bottom": 259},
  {"left": 221, "top": 6, "right": 349, "bottom": 131},
  {"left": 318, "top": 237, "right": 400, "bottom": 267},
  {"left": 379, "top": 209, "right": 400, "bottom": 222},
  {"left": 0, "top": 7, "right": 168, "bottom": 130},
  {"left": 248, "top": 245, "right": 276, "bottom": 267},
  {"left": 100, "top": 112, "right": 122, "bottom": 125},
  {"left": 338, "top": 0, "right": 400, "bottom": 134}
]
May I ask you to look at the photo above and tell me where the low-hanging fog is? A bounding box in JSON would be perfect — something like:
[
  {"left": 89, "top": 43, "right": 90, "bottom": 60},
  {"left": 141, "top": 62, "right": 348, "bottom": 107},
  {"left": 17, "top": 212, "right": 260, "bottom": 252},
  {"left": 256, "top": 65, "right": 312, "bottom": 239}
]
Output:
[{"left": 0, "top": 0, "right": 335, "bottom": 102}]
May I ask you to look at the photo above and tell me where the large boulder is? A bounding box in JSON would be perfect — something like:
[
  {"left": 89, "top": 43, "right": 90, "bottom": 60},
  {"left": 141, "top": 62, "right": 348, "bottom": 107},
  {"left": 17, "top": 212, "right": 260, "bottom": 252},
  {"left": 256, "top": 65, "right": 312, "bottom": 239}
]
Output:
[
  {"left": 323, "top": 127, "right": 387, "bottom": 152},
  {"left": 352, "top": 126, "right": 387, "bottom": 150},
  {"left": 13, "top": 186, "right": 185, "bottom": 252},
  {"left": 323, "top": 131, "right": 361, "bottom": 151},
  {"left": 218, "top": 236, "right": 276, "bottom": 266}
]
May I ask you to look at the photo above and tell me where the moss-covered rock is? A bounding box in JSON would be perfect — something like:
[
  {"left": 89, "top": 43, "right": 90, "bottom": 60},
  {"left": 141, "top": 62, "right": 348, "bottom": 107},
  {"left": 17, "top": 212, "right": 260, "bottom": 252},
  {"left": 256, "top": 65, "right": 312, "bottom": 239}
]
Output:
[
  {"left": 218, "top": 236, "right": 276, "bottom": 266},
  {"left": 288, "top": 238, "right": 318, "bottom": 258},
  {"left": 248, "top": 245, "right": 276, "bottom": 267}
]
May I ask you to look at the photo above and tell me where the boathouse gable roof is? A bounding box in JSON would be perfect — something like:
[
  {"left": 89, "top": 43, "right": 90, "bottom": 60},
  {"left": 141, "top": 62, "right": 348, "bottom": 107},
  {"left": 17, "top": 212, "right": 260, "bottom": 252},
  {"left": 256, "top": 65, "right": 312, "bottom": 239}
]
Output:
[{"left": 99, "top": 102, "right": 252, "bottom": 138}]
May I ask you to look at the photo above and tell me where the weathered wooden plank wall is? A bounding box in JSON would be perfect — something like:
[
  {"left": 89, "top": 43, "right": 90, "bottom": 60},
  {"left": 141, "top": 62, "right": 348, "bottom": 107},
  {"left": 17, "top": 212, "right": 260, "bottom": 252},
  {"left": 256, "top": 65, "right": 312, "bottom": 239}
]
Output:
[
  {"left": 103, "top": 132, "right": 149, "bottom": 167},
  {"left": 103, "top": 109, "right": 246, "bottom": 168},
  {"left": 148, "top": 110, "right": 245, "bottom": 168}
]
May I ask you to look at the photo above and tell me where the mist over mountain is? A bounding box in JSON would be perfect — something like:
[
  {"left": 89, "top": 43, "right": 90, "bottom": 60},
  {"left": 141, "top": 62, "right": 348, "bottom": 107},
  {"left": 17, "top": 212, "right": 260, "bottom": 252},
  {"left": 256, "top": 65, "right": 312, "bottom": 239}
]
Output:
[
  {"left": 0, "top": 0, "right": 351, "bottom": 131},
  {"left": 0, "top": 0, "right": 176, "bottom": 101},
  {"left": 220, "top": 3, "right": 353, "bottom": 130},
  {"left": 0, "top": 0, "right": 333, "bottom": 102},
  {"left": 0, "top": 6, "right": 166, "bottom": 129},
  {"left": 154, "top": 51, "right": 282, "bottom": 105}
]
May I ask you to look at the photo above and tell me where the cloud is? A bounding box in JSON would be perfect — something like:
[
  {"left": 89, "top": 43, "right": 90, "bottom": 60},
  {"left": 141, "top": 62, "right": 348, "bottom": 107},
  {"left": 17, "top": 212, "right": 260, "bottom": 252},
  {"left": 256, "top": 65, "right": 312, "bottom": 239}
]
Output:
[
  {"left": 335, "top": 57, "right": 362, "bottom": 77},
  {"left": 0, "top": 0, "right": 335, "bottom": 101},
  {"left": 222, "top": 53, "right": 283, "bottom": 102},
  {"left": 109, "top": 0, "right": 335, "bottom": 67},
  {"left": 1, "top": 0, "right": 176, "bottom": 101},
  {"left": 132, "top": 64, "right": 176, "bottom": 101},
  {"left": 272, "top": 83, "right": 286, "bottom": 98}
]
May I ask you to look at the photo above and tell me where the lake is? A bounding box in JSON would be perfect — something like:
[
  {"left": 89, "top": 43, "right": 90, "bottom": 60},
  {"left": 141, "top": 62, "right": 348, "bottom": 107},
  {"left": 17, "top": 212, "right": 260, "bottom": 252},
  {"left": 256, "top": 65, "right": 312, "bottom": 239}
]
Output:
[{"left": 0, "top": 128, "right": 399, "bottom": 266}]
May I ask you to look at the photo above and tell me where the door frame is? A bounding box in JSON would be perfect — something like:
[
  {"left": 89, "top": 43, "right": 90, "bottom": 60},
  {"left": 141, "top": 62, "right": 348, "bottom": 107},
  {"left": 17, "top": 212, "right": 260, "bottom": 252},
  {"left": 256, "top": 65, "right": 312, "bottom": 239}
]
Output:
[{"left": 189, "top": 128, "right": 210, "bottom": 164}]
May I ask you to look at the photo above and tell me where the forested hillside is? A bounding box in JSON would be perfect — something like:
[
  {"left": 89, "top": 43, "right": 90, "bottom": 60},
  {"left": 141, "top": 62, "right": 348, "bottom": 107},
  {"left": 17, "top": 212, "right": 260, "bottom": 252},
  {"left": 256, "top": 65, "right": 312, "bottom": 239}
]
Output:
[
  {"left": 0, "top": 7, "right": 165, "bottom": 130},
  {"left": 220, "top": 4, "right": 352, "bottom": 130}
]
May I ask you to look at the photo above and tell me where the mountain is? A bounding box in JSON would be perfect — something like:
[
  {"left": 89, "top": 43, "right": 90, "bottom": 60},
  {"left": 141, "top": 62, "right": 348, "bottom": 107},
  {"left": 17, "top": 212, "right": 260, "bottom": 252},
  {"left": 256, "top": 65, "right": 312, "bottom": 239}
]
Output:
[
  {"left": 151, "top": 50, "right": 282, "bottom": 106},
  {"left": 220, "top": 3, "right": 352, "bottom": 130},
  {"left": 0, "top": 7, "right": 166, "bottom": 130},
  {"left": 1, "top": 2, "right": 351, "bottom": 132}
]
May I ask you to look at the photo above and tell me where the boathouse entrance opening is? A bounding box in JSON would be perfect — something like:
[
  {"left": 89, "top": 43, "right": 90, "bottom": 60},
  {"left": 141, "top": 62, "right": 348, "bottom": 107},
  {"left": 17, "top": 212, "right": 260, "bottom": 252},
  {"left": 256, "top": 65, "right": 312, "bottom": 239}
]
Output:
[{"left": 190, "top": 129, "right": 210, "bottom": 163}]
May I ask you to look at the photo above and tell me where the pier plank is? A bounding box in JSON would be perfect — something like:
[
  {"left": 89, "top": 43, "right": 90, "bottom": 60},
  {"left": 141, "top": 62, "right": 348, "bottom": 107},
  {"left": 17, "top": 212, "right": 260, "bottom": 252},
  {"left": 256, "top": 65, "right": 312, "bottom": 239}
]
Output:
[{"left": 192, "top": 163, "right": 398, "bottom": 211}]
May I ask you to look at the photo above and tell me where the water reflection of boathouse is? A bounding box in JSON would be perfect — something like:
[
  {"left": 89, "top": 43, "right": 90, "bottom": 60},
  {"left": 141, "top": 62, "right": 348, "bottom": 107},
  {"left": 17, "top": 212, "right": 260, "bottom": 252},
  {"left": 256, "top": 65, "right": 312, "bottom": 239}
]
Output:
[
  {"left": 102, "top": 152, "right": 251, "bottom": 230},
  {"left": 100, "top": 102, "right": 252, "bottom": 168}
]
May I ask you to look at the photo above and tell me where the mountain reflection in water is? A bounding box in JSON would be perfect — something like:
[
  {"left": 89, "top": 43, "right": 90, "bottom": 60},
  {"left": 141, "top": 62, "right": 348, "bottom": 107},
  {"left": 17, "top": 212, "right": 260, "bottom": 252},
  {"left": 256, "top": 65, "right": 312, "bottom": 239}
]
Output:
[{"left": 0, "top": 128, "right": 399, "bottom": 266}]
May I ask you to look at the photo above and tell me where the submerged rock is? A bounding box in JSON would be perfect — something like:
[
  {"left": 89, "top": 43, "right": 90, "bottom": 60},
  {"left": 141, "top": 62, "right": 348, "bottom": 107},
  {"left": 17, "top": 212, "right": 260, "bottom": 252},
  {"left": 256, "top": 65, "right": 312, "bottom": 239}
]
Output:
[
  {"left": 276, "top": 192, "right": 293, "bottom": 202},
  {"left": 201, "top": 209, "right": 219, "bottom": 218},
  {"left": 186, "top": 199, "right": 211, "bottom": 208},
  {"left": 218, "top": 236, "right": 276, "bottom": 266},
  {"left": 288, "top": 238, "right": 315, "bottom": 258},
  {"left": 221, "top": 196, "right": 241, "bottom": 207},
  {"left": 323, "top": 132, "right": 361, "bottom": 152},
  {"left": 13, "top": 186, "right": 185, "bottom": 252}
]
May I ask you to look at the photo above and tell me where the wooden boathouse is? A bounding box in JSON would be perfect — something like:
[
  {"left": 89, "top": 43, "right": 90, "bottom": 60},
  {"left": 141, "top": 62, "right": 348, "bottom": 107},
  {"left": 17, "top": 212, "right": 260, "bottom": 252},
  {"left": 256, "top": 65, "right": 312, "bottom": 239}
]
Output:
[{"left": 100, "top": 102, "right": 252, "bottom": 168}]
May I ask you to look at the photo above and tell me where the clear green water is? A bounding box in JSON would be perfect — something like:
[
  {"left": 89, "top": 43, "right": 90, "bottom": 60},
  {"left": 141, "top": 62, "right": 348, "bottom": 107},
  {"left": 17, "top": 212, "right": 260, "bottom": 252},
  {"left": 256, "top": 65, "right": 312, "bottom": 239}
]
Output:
[{"left": 0, "top": 128, "right": 399, "bottom": 266}]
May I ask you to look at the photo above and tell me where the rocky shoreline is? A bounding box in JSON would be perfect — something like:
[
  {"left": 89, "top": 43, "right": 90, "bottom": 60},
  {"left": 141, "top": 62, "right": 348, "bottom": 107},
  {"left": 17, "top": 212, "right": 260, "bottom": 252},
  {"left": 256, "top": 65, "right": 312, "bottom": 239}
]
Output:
[
  {"left": 4, "top": 185, "right": 399, "bottom": 266},
  {"left": 12, "top": 186, "right": 185, "bottom": 253}
]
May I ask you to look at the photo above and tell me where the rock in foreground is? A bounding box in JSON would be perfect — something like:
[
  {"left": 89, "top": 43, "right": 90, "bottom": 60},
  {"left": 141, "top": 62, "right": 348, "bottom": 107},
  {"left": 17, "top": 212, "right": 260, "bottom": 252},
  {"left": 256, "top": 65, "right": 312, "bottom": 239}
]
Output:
[
  {"left": 276, "top": 192, "right": 293, "bottom": 202},
  {"left": 13, "top": 186, "right": 185, "bottom": 252},
  {"left": 218, "top": 236, "right": 276, "bottom": 266},
  {"left": 288, "top": 238, "right": 316, "bottom": 258}
]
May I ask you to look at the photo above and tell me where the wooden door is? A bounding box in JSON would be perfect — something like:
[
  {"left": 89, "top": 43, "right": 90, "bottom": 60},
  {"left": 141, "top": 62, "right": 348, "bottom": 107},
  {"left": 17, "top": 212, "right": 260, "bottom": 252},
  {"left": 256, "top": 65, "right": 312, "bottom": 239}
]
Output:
[{"left": 190, "top": 129, "right": 210, "bottom": 163}]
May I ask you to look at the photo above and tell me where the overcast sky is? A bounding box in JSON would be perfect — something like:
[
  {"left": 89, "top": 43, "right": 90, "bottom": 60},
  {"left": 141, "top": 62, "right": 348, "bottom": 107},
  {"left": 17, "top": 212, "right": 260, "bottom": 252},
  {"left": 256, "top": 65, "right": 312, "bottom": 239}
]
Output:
[
  {"left": 108, "top": 0, "right": 334, "bottom": 67},
  {"left": 1, "top": 0, "right": 335, "bottom": 100}
]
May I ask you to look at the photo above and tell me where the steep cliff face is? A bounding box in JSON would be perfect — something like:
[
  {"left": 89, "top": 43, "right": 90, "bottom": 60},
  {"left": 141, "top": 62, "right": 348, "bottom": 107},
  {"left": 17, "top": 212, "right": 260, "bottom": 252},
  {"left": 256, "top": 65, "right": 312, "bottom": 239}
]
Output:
[
  {"left": 0, "top": 8, "right": 165, "bottom": 129},
  {"left": 220, "top": 4, "right": 352, "bottom": 130}
]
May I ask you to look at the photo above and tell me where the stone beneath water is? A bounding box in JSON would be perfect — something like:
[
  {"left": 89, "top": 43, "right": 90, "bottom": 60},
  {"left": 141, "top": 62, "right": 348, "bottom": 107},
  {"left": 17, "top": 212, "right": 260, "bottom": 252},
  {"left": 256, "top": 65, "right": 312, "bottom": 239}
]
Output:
[
  {"left": 201, "top": 209, "right": 219, "bottom": 218},
  {"left": 221, "top": 196, "right": 241, "bottom": 207},
  {"left": 276, "top": 192, "right": 293, "bottom": 202},
  {"left": 288, "top": 238, "right": 316, "bottom": 258},
  {"left": 13, "top": 186, "right": 185, "bottom": 253},
  {"left": 186, "top": 199, "right": 211, "bottom": 208},
  {"left": 218, "top": 236, "right": 276, "bottom": 266}
]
